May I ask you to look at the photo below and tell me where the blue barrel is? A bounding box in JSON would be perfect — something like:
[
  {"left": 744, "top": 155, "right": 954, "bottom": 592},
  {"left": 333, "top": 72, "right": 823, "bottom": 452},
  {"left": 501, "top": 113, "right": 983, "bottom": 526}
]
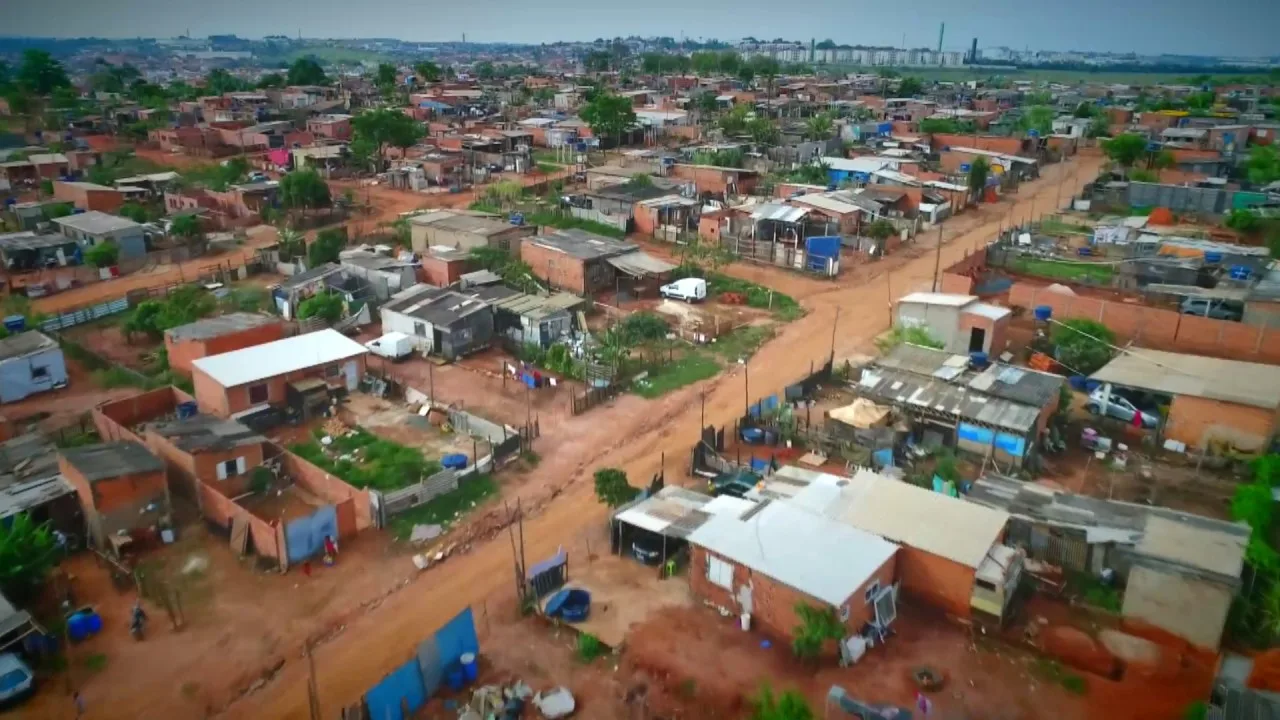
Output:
[
  {"left": 1034, "top": 305, "right": 1052, "bottom": 322},
  {"left": 1204, "top": 251, "right": 1223, "bottom": 264},
  {"left": 441, "top": 453, "right": 468, "bottom": 470},
  {"left": 459, "top": 652, "right": 478, "bottom": 682},
  {"left": 443, "top": 663, "right": 465, "bottom": 692},
  {"left": 2, "top": 315, "right": 26, "bottom": 333},
  {"left": 740, "top": 427, "right": 764, "bottom": 444},
  {"left": 969, "top": 351, "right": 989, "bottom": 369},
  {"left": 176, "top": 401, "right": 198, "bottom": 419}
]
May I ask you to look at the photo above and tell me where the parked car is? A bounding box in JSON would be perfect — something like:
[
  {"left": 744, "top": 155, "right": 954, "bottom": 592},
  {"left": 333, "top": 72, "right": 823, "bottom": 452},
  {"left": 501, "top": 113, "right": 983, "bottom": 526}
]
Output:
[
  {"left": 660, "top": 278, "right": 707, "bottom": 303},
  {"left": 630, "top": 533, "right": 665, "bottom": 565},
  {"left": 1179, "top": 298, "right": 1243, "bottom": 322},
  {"left": 1086, "top": 389, "right": 1161, "bottom": 428},
  {"left": 0, "top": 653, "right": 34, "bottom": 707}
]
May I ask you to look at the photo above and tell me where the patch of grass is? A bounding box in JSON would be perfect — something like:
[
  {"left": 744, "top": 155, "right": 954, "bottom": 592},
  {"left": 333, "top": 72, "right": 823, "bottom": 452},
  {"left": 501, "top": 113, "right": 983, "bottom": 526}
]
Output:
[
  {"left": 631, "top": 350, "right": 721, "bottom": 399},
  {"left": 290, "top": 428, "right": 443, "bottom": 492},
  {"left": 1032, "top": 657, "right": 1089, "bottom": 695},
  {"left": 536, "top": 162, "right": 561, "bottom": 174},
  {"left": 710, "top": 325, "right": 775, "bottom": 361},
  {"left": 520, "top": 450, "right": 541, "bottom": 467},
  {"left": 1061, "top": 673, "right": 1088, "bottom": 695},
  {"left": 1009, "top": 257, "right": 1114, "bottom": 285},
  {"left": 1039, "top": 218, "right": 1093, "bottom": 235},
  {"left": 703, "top": 272, "right": 803, "bottom": 320},
  {"left": 521, "top": 209, "right": 626, "bottom": 239},
  {"left": 532, "top": 150, "right": 567, "bottom": 165},
  {"left": 677, "top": 678, "right": 697, "bottom": 698},
  {"left": 387, "top": 474, "right": 498, "bottom": 540},
  {"left": 576, "top": 632, "right": 605, "bottom": 663},
  {"left": 84, "top": 653, "right": 109, "bottom": 672},
  {"left": 467, "top": 201, "right": 503, "bottom": 214},
  {"left": 1067, "top": 571, "right": 1122, "bottom": 613}
]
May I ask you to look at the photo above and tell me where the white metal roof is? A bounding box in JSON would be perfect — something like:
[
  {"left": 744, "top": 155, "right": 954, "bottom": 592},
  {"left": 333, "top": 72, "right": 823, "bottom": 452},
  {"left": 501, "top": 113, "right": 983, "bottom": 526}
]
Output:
[
  {"left": 820, "top": 156, "right": 888, "bottom": 174},
  {"left": 966, "top": 302, "right": 1011, "bottom": 320},
  {"left": 898, "top": 292, "right": 975, "bottom": 307},
  {"left": 791, "top": 193, "right": 861, "bottom": 215},
  {"left": 750, "top": 203, "right": 810, "bottom": 223},
  {"left": 1091, "top": 349, "right": 1280, "bottom": 410},
  {"left": 192, "top": 328, "right": 367, "bottom": 388},
  {"left": 687, "top": 499, "right": 898, "bottom": 606}
]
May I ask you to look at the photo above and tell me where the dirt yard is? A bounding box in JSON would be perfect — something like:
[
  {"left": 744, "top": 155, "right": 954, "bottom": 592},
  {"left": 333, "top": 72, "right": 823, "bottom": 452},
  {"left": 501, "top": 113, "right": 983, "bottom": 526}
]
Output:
[
  {"left": 342, "top": 393, "right": 479, "bottom": 463},
  {"left": 1, "top": 356, "right": 137, "bottom": 435},
  {"left": 64, "top": 321, "right": 159, "bottom": 372},
  {"left": 535, "top": 553, "right": 693, "bottom": 648}
]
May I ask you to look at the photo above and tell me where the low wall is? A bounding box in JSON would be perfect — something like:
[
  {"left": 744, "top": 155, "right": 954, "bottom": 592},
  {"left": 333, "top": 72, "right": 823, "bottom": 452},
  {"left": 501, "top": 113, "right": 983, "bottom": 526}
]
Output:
[
  {"left": 273, "top": 444, "right": 373, "bottom": 533},
  {"left": 1009, "top": 282, "right": 1280, "bottom": 363},
  {"left": 93, "top": 386, "right": 196, "bottom": 442},
  {"left": 196, "top": 481, "right": 285, "bottom": 567},
  {"left": 939, "top": 247, "right": 988, "bottom": 295}
]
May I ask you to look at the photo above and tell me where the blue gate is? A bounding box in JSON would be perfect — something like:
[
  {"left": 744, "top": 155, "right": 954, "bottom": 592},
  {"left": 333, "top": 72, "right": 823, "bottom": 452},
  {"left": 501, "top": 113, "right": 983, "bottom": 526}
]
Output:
[{"left": 284, "top": 505, "right": 338, "bottom": 565}]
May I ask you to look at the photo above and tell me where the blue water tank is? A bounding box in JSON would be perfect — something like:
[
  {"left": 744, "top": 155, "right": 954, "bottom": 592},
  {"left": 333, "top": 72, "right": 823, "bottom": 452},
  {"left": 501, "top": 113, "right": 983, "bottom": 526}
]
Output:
[
  {"left": 441, "top": 453, "right": 468, "bottom": 470},
  {"left": 2, "top": 315, "right": 25, "bottom": 333},
  {"left": 969, "top": 351, "right": 990, "bottom": 369},
  {"left": 176, "top": 401, "right": 198, "bottom": 419},
  {"left": 510, "top": 212, "right": 524, "bottom": 226},
  {"left": 1229, "top": 265, "right": 1251, "bottom": 280},
  {"left": 1204, "top": 251, "right": 1223, "bottom": 264},
  {"left": 1034, "top": 305, "right": 1053, "bottom": 322}
]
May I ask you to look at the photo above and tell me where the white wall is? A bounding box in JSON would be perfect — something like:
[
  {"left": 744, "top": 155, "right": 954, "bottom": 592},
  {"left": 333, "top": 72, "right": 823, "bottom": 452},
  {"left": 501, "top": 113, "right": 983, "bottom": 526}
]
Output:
[
  {"left": 1121, "top": 565, "right": 1232, "bottom": 651},
  {"left": 379, "top": 308, "right": 433, "bottom": 353},
  {"left": 895, "top": 301, "right": 962, "bottom": 350}
]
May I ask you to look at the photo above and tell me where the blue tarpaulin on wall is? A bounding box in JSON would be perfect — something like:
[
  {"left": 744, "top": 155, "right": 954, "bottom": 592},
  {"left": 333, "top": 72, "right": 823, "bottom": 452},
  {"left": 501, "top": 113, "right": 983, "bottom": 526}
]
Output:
[
  {"left": 995, "top": 433, "right": 1026, "bottom": 458},
  {"left": 365, "top": 658, "right": 427, "bottom": 720},
  {"left": 748, "top": 395, "right": 779, "bottom": 418},
  {"left": 956, "top": 423, "right": 994, "bottom": 446},
  {"left": 284, "top": 504, "right": 338, "bottom": 565}
]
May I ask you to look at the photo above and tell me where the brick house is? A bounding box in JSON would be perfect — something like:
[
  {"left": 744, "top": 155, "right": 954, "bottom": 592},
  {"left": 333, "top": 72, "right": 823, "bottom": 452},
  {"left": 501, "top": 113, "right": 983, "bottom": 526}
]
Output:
[
  {"left": 521, "top": 229, "right": 673, "bottom": 296},
  {"left": 686, "top": 499, "right": 899, "bottom": 641},
  {"left": 191, "top": 329, "right": 368, "bottom": 419},
  {"left": 164, "top": 312, "right": 286, "bottom": 376},
  {"left": 306, "top": 114, "right": 353, "bottom": 140},
  {"left": 52, "top": 181, "right": 126, "bottom": 213},
  {"left": 418, "top": 247, "right": 472, "bottom": 287},
  {"left": 58, "top": 442, "right": 169, "bottom": 550},
  {"left": 144, "top": 414, "right": 266, "bottom": 502}
]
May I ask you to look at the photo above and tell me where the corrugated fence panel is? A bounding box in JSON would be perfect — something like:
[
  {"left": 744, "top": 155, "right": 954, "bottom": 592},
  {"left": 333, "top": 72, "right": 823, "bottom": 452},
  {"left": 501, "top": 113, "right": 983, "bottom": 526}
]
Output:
[
  {"left": 41, "top": 297, "right": 130, "bottom": 332},
  {"left": 364, "top": 658, "right": 426, "bottom": 720}
]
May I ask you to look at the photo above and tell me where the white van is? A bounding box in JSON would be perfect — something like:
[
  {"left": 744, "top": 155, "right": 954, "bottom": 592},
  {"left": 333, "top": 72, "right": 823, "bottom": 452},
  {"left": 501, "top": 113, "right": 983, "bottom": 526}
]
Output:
[
  {"left": 365, "top": 332, "right": 415, "bottom": 361},
  {"left": 660, "top": 278, "right": 707, "bottom": 303}
]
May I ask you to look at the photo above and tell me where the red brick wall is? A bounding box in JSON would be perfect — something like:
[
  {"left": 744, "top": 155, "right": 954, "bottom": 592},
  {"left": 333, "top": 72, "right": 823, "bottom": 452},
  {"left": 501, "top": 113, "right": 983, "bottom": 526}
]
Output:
[
  {"left": 276, "top": 446, "right": 371, "bottom": 534},
  {"left": 633, "top": 205, "right": 657, "bottom": 235},
  {"left": 521, "top": 241, "right": 588, "bottom": 295},
  {"left": 1165, "top": 395, "right": 1277, "bottom": 452},
  {"left": 938, "top": 247, "right": 987, "bottom": 294},
  {"left": 196, "top": 481, "right": 285, "bottom": 565},
  {"left": 932, "top": 134, "right": 1024, "bottom": 156},
  {"left": 165, "top": 320, "right": 286, "bottom": 376},
  {"left": 195, "top": 356, "right": 368, "bottom": 418},
  {"left": 688, "top": 545, "right": 897, "bottom": 640},
  {"left": 146, "top": 429, "right": 265, "bottom": 501},
  {"left": 93, "top": 386, "right": 196, "bottom": 442},
  {"left": 52, "top": 182, "right": 124, "bottom": 213},
  {"left": 896, "top": 546, "right": 976, "bottom": 617},
  {"left": 58, "top": 456, "right": 166, "bottom": 516},
  {"left": 418, "top": 256, "right": 468, "bottom": 287},
  {"left": 1009, "top": 281, "right": 1280, "bottom": 363}
]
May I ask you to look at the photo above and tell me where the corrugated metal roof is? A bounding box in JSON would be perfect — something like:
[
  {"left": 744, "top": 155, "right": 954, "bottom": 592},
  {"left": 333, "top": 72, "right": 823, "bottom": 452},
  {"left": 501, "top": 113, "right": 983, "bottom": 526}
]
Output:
[
  {"left": 605, "top": 251, "right": 675, "bottom": 277},
  {"left": 1091, "top": 349, "right": 1280, "bottom": 410},
  {"left": 749, "top": 203, "right": 810, "bottom": 224},
  {"left": 192, "top": 329, "right": 367, "bottom": 388},
  {"left": 858, "top": 365, "right": 1040, "bottom": 433}
]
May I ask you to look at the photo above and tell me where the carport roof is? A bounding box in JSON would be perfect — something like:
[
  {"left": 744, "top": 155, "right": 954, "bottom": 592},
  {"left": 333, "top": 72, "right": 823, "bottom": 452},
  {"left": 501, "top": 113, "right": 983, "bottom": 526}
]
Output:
[
  {"left": 606, "top": 251, "right": 676, "bottom": 278},
  {"left": 1090, "top": 349, "right": 1280, "bottom": 410}
]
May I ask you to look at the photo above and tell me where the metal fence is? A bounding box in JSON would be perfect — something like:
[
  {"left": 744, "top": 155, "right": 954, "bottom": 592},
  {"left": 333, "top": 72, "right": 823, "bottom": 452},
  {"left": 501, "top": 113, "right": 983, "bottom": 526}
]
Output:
[
  {"left": 571, "top": 384, "right": 623, "bottom": 415},
  {"left": 40, "top": 297, "right": 130, "bottom": 333},
  {"left": 379, "top": 457, "right": 495, "bottom": 522}
]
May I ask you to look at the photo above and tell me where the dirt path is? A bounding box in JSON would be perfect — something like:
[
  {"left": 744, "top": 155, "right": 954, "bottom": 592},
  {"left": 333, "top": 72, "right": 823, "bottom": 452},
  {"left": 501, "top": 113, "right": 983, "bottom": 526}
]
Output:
[{"left": 201, "top": 156, "right": 1103, "bottom": 720}]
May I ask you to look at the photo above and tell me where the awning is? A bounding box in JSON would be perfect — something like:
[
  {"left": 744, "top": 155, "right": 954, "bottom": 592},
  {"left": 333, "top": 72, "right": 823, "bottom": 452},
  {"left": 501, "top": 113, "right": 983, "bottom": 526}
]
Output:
[
  {"left": 607, "top": 251, "right": 675, "bottom": 278},
  {"left": 750, "top": 203, "right": 810, "bottom": 224}
]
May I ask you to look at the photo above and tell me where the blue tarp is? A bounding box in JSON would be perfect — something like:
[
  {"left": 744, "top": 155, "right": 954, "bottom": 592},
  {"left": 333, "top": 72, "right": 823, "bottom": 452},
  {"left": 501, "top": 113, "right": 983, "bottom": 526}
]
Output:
[
  {"left": 434, "top": 608, "right": 480, "bottom": 673},
  {"left": 995, "top": 433, "right": 1027, "bottom": 458},
  {"left": 956, "top": 423, "right": 994, "bottom": 446},
  {"left": 284, "top": 504, "right": 338, "bottom": 565},
  {"left": 366, "top": 658, "right": 427, "bottom": 720},
  {"left": 748, "top": 395, "right": 779, "bottom": 418}
]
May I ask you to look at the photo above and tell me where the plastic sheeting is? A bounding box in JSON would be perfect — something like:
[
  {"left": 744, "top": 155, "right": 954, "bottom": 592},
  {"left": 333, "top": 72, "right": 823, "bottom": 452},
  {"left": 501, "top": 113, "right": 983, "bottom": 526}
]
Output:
[
  {"left": 284, "top": 504, "right": 338, "bottom": 564},
  {"left": 365, "top": 658, "right": 426, "bottom": 720}
]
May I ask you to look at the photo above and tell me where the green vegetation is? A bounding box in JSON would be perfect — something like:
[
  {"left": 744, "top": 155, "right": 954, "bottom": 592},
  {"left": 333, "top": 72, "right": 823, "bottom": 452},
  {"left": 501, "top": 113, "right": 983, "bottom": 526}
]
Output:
[
  {"left": 279, "top": 168, "right": 331, "bottom": 213},
  {"left": 791, "top": 603, "right": 844, "bottom": 661},
  {"left": 350, "top": 108, "right": 425, "bottom": 172},
  {"left": 290, "top": 428, "right": 442, "bottom": 492},
  {"left": 83, "top": 653, "right": 109, "bottom": 673},
  {"left": 536, "top": 162, "right": 560, "bottom": 174},
  {"left": 308, "top": 227, "right": 348, "bottom": 267},
  {"left": 124, "top": 285, "right": 216, "bottom": 340},
  {"left": 968, "top": 157, "right": 991, "bottom": 197},
  {"left": 578, "top": 93, "right": 637, "bottom": 145},
  {"left": 751, "top": 685, "right": 814, "bottom": 720},
  {"left": 468, "top": 246, "right": 543, "bottom": 294},
  {"left": 678, "top": 268, "right": 802, "bottom": 321},
  {"left": 520, "top": 209, "right": 626, "bottom": 239},
  {"left": 297, "top": 293, "right": 344, "bottom": 323},
  {"left": 1102, "top": 133, "right": 1149, "bottom": 172},
  {"left": 632, "top": 350, "right": 721, "bottom": 399},
  {"left": 1247, "top": 145, "right": 1280, "bottom": 187},
  {"left": 876, "top": 325, "right": 944, "bottom": 354},
  {"left": 1051, "top": 318, "right": 1117, "bottom": 376},
  {"left": 1032, "top": 658, "right": 1088, "bottom": 695},
  {"left": 387, "top": 474, "right": 498, "bottom": 540},
  {"left": 84, "top": 241, "right": 119, "bottom": 269},
  {"left": 1039, "top": 218, "right": 1094, "bottom": 235},
  {"left": 86, "top": 152, "right": 171, "bottom": 187},
  {"left": 0, "top": 513, "right": 58, "bottom": 603},
  {"left": 710, "top": 325, "right": 774, "bottom": 361},
  {"left": 286, "top": 56, "right": 330, "bottom": 86},
  {"left": 1227, "top": 456, "right": 1280, "bottom": 648},
  {"left": 1009, "top": 256, "right": 1114, "bottom": 285},
  {"left": 593, "top": 468, "right": 640, "bottom": 507},
  {"left": 1068, "top": 571, "right": 1122, "bottom": 612},
  {"left": 576, "top": 633, "right": 605, "bottom": 663},
  {"left": 180, "top": 157, "right": 249, "bottom": 192},
  {"left": 1183, "top": 701, "right": 1208, "bottom": 720}
]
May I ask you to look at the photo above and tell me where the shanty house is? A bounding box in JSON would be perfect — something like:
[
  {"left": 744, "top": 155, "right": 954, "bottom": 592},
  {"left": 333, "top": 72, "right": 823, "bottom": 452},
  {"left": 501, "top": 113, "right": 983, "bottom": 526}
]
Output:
[
  {"left": 58, "top": 442, "right": 169, "bottom": 551},
  {"left": 52, "top": 181, "right": 126, "bottom": 214},
  {"left": 0, "top": 332, "right": 68, "bottom": 404},
  {"left": 478, "top": 287, "right": 583, "bottom": 349},
  {"left": 145, "top": 414, "right": 266, "bottom": 501},
  {"left": 0, "top": 433, "right": 80, "bottom": 537},
  {"left": 1090, "top": 349, "right": 1280, "bottom": 452},
  {"left": 895, "top": 292, "right": 1011, "bottom": 356},
  {"left": 409, "top": 209, "right": 533, "bottom": 254},
  {"left": 686, "top": 498, "right": 900, "bottom": 641},
  {"left": 164, "top": 313, "right": 286, "bottom": 376},
  {"left": 51, "top": 211, "right": 147, "bottom": 259},
  {"left": 520, "top": 229, "right": 673, "bottom": 297},
  {"left": 338, "top": 250, "right": 418, "bottom": 301},
  {"left": 379, "top": 285, "right": 494, "bottom": 360},
  {"left": 191, "top": 329, "right": 368, "bottom": 419}
]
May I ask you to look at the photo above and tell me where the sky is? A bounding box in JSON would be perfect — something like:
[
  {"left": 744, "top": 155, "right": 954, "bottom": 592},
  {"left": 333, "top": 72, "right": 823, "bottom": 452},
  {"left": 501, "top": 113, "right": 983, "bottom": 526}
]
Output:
[{"left": 4, "top": 0, "right": 1278, "bottom": 57}]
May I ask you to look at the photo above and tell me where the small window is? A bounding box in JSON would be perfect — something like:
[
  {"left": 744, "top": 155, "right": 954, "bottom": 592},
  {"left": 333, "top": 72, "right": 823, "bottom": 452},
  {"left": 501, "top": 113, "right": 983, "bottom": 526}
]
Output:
[
  {"left": 413, "top": 322, "right": 427, "bottom": 337},
  {"left": 216, "top": 457, "right": 246, "bottom": 480},
  {"left": 30, "top": 366, "right": 49, "bottom": 380},
  {"left": 864, "top": 580, "right": 881, "bottom": 603},
  {"left": 706, "top": 555, "right": 733, "bottom": 590},
  {"left": 248, "top": 383, "right": 269, "bottom": 404},
  {"left": 975, "top": 579, "right": 998, "bottom": 592},
  {"left": 324, "top": 364, "right": 341, "bottom": 378}
]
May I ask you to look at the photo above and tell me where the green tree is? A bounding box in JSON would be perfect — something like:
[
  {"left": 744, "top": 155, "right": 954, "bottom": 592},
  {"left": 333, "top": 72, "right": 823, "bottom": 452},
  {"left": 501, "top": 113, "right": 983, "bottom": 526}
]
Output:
[
  {"left": 279, "top": 168, "right": 331, "bottom": 213},
  {"left": 286, "top": 57, "right": 329, "bottom": 86},
  {"left": 791, "top": 160, "right": 830, "bottom": 186},
  {"left": 375, "top": 62, "right": 398, "bottom": 94},
  {"left": 896, "top": 76, "right": 924, "bottom": 97},
  {"left": 1226, "top": 209, "right": 1261, "bottom": 233},
  {"left": 118, "top": 202, "right": 149, "bottom": 224},
  {"left": 747, "top": 116, "right": 779, "bottom": 145},
  {"left": 308, "top": 227, "right": 347, "bottom": 267},
  {"left": 919, "top": 118, "right": 960, "bottom": 135},
  {"left": 255, "top": 72, "right": 285, "bottom": 89},
  {"left": 276, "top": 226, "right": 305, "bottom": 260},
  {"left": 751, "top": 685, "right": 814, "bottom": 720},
  {"left": 1086, "top": 115, "right": 1111, "bottom": 139},
  {"left": 1151, "top": 149, "right": 1176, "bottom": 170},
  {"left": 84, "top": 241, "right": 119, "bottom": 268},
  {"left": 1072, "top": 102, "right": 1095, "bottom": 118},
  {"left": 297, "top": 293, "right": 344, "bottom": 322},
  {"left": 204, "top": 68, "right": 245, "bottom": 95},
  {"left": 593, "top": 468, "right": 639, "bottom": 507},
  {"left": 350, "top": 108, "right": 425, "bottom": 172},
  {"left": 865, "top": 219, "right": 896, "bottom": 241},
  {"left": 169, "top": 214, "right": 202, "bottom": 241},
  {"left": 124, "top": 285, "right": 216, "bottom": 339},
  {"left": 579, "top": 93, "right": 637, "bottom": 146},
  {"left": 750, "top": 56, "right": 781, "bottom": 97},
  {"left": 1102, "top": 133, "right": 1149, "bottom": 172},
  {"left": 41, "top": 201, "right": 71, "bottom": 219},
  {"left": 0, "top": 513, "right": 59, "bottom": 602},
  {"left": 475, "top": 61, "right": 496, "bottom": 80},
  {"left": 1247, "top": 146, "right": 1280, "bottom": 187},
  {"left": 690, "top": 52, "right": 720, "bottom": 75},
  {"left": 16, "top": 49, "right": 70, "bottom": 95},
  {"left": 719, "top": 104, "right": 752, "bottom": 136},
  {"left": 414, "top": 61, "right": 442, "bottom": 83},
  {"left": 1051, "top": 318, "right": 1116, "bottom": 375},
  {"left": 1019, "top": 105, "right": 1055, "bottom": 136},
  {"left": 791, "top": 603, "right": 844, "bottom": 661},
  {"left": 803, "top": 112, "right": 834, "bottom": 141},
  {"left": 967, "top": 156, "right": 991, "bottom": 198}
]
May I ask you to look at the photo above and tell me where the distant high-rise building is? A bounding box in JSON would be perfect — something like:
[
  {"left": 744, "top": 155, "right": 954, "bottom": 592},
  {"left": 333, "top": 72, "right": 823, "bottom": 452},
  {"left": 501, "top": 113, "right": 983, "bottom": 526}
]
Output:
[{"left": 970, "top": 38, "right": 979, "bottom": 63}]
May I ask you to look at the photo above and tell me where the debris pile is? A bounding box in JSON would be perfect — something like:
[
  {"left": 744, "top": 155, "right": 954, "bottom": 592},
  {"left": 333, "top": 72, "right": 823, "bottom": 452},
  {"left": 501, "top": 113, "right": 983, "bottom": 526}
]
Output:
[{"left": 458, "top": 679, "right": 535, "bottom": 719}]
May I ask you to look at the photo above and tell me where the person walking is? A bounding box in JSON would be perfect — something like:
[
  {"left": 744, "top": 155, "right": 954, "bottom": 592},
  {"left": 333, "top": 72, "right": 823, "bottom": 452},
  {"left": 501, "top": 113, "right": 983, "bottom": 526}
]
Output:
[{"left": 73, "top": 691, "right": 86, "bottom": 718}]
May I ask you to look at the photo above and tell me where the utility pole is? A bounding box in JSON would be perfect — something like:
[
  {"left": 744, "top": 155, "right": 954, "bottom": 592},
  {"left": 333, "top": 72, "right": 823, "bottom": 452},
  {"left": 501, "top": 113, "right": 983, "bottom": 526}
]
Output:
[
  {"left": 428, "top": 361, "right": 435, "bottom": 404},
  {"left": 744, "top": 361, "right": 750, "bottom": 417},
  {"left": 930, "top": 222, "right": 944, "bottom": 292},
  {"left": 829, "top": 306, "right": 841, "bottom": 363}
]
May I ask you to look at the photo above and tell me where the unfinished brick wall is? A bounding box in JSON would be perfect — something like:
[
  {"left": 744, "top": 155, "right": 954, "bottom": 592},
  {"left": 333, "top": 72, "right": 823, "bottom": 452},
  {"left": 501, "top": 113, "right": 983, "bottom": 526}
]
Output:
[
  {"left": 196, "top": 481, "right": 285, "bottom": 566},
  {"left": 274, "top": 444, "right": 372, "bottom": 534},
  {"left": 1165, "top": 395, "right": 1277, "bottom": 452},
  {"left": 938, "top": 247, "right": 988, "bottom": 295},
  {"left": 165, "top": 320, "right": 286, "bottom": 376},
  {"left": 93, "top": 386, "right": 196, "bottom": 442},
  {"left": 896, "top": 546, "right": 977, "bottom": 618},
  {"left": 1008, "top": 282, "right": 1280, "bottom": 363}
]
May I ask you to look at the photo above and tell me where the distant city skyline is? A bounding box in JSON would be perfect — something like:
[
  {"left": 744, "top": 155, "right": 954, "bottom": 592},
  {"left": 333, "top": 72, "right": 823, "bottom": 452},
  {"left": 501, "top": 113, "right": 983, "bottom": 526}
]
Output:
[{"left": 5, "top": 0, "right": 1278, "bottom": 58}]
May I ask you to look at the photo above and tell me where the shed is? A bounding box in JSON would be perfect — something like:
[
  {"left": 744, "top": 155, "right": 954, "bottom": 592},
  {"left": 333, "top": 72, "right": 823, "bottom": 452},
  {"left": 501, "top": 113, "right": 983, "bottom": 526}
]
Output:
[
  {"left": 0, "top": 433, "right": 79, "bottom": 535},
  {"left": 58, "top": 442, "right": 169, "bottom": 549},
  {"left": 895, "top": 292, "right": 1011, "bottom": 356},
  {"left": 0, "top": 332, "right": 68, "bottom": 404},
  {"left": 485, "top": 291, "right": 583, "bottom": 348},
  {"left": 409, "top": 209, "right": 532, "bottom": 254},
  {"left": 50, "top": 211, "right": 146, "bottom": 259},
  {"left": 380, "top": 285, "right": 494, "bottom": 360},
  {"left": 163, "top": 312, "right": 285, "bottom": 376}
]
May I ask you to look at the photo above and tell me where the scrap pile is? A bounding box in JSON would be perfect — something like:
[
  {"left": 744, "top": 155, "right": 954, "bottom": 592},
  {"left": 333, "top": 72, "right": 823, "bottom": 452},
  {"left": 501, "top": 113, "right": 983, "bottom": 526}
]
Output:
[{"left": 454, "top": 679, "right": 568, "bottom": 719}]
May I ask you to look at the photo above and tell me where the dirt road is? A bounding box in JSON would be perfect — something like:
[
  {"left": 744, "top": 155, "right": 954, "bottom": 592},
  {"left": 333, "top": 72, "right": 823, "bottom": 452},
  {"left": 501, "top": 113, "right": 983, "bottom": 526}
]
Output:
[{"left": 210, "top": 155, "right": 1104, "bottom": 719}]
